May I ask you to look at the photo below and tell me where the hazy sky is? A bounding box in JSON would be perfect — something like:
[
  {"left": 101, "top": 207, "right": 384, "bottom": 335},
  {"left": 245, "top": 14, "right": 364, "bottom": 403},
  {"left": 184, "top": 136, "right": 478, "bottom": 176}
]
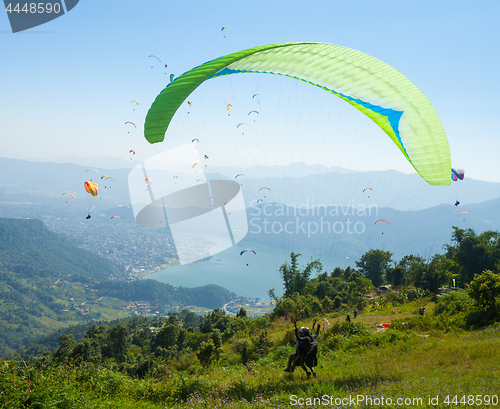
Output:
[{"left": 1, "top": 0, "right": 499, "bottom": 182}]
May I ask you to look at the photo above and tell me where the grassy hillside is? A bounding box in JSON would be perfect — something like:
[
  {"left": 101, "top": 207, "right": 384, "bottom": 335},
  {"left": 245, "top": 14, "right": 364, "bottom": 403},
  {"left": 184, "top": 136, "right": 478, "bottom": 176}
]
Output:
[{"left": 1, "top": 299, "right": 499, "bottom": 408}]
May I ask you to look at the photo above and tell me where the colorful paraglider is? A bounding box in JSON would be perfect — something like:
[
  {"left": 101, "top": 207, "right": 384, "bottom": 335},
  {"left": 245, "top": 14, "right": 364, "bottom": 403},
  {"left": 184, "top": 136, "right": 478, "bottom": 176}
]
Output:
[
  {"left": 375, "top": 219, "right": 390, "bottom": 225},
  {"left": 125, "top": 121, "right": 136, "bottom": 133},
  {"left": 248, "top": 110, "right": 259, "bottom": 121},
  {"left": 149, "top": 55, "right": 161, "bottom": 68},
  {"left": 240, "top": 248, "right": 256, "bottom": 266},
  {"left": 84, "top": 181, "right": 98, "bottom": 197},
  {"left": 451, "top": 168, "right": 465, "bottom": 181},
  {"left": 143, "top": 42, "right": 452, "bottom": 186},
  {"left": 62, "top": 192, "right": 75, "bottom": 198}
]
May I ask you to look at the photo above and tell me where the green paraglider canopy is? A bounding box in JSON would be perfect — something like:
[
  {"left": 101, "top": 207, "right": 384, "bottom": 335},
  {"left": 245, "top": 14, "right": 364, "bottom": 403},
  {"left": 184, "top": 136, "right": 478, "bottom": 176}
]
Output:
[{"left": 144, "top": 42, "right": 451, "bottom": 185}]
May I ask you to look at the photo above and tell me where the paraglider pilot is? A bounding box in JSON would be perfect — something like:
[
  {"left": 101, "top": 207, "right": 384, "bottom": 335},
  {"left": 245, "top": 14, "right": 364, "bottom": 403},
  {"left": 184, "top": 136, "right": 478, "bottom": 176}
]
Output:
[
  {"left": 455, "top": 200, "right": 460, "bottom": 207},
  {"left": 284, "top": 319, "right": 320, "bottom": 378}
]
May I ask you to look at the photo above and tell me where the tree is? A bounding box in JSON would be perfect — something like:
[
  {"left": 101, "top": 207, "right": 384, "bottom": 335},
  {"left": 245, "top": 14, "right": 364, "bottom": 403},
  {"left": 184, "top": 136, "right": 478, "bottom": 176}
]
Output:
[
  {"left": 54, "top": 334, "right": 75, "bottom": 363},
  {"left": 106, "top": 323, "right": 131, "bottom": 363},
  {"left": 356, "top": 249, "right": 393, "bottom": 287},
  {"left": 197, "top": 339, "right": 217, "bottom": 367},
  {"left": 279, "top": 252, "right": 322, "bottom": 297},
  {"left": 467, "top": 270, "right": 500, "bottom": 312},
  {"left": 236, "top": 306, "right": 247, "bottom": 318},
  {"left": 445, "top": 228, "right": 500, "bottom": 285}
]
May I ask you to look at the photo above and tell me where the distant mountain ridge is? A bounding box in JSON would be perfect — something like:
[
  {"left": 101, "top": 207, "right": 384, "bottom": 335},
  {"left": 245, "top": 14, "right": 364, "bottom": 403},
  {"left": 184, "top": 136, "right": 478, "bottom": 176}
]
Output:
[{"left": 2, "top": 156, "right": 499, "bottom": 211}]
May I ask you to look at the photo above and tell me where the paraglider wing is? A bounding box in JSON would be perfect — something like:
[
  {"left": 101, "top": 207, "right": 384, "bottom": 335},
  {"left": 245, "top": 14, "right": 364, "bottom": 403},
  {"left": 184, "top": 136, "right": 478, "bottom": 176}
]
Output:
[
  {"left": 240, "top": 249, "right": 256, "bottom": 255},
  {"left": 148, "top": 55, "right": 161, "bottom": 63},
  {"left": 235, "top": 174, "right": 245, "bottom": 178},
  {"left": 84, "top": 181, "right": 98, "bottom": 197},
  {"left": 131, "top": 100, "right": 139, "bottom": 105},
  {"left": 363, "top": 187, "right": 372, "bottom": 192},
  {"left": 86, "top": 168, "right": 99, "bottom": 174},
  {"left": 144, "top": 42, "right": 451, "bottom": 185},
  {"left": 451, "top": 168, "right": 465, "bottom": 181},
  {"left": 192, "top": 162, "right": 201, "bottom": 168},
  {"left": 259, "top": 187, "right": 270, "bottom": 191},
  {"left": 125, "top": 121, "right": 136, "bottom": 128},
  {"left": 236, "top": 122, "right": 247, "bottom": 128},
  {"left": 458, "top": 212, "right": 469, "bottom": 215},
  {"left": 111, "top": 215, "right": 120, "bottom": 219},
  {"left": 192, "top": 138, "right": 199, "bottom": 142},
  {"left": 62, "top": 192, "right": 75, "bottom": 198},
  {"left": 374, "top": 219, "right": 390, "bottom": 225}
]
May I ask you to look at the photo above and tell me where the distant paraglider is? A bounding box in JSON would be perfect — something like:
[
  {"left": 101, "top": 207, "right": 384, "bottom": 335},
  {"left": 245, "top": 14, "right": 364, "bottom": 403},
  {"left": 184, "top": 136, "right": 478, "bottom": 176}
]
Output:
[
  {"left": 125, "top": 122, "right": 136, "bottom": 133},
  {"left": 84, "top": 181, "right": 98, "bottom": 197},
  {"left": 149, "top": 55, "right": 161, "bottom": 68},
  {"left": 451, "top": 168, "right": 465, "bottom": 181},
  {"left": 240, "top": 248, "right": 256, "bottom": 266}
]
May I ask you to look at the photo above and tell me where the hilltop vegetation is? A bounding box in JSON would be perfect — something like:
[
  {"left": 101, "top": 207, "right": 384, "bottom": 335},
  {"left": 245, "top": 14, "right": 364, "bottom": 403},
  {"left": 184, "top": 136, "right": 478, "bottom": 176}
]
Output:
[
  {"left": 1, "top": 226, "right": 499, "bottom": 407},
  {"left": 0, "top": 218, "right": 234, "bottom": 356}
]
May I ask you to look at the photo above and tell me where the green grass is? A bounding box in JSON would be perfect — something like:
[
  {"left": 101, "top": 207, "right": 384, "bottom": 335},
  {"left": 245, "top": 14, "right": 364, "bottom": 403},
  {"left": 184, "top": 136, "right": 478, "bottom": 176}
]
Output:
[{"left": 2, "top": 302, "right": 499, "bottom": 408}]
